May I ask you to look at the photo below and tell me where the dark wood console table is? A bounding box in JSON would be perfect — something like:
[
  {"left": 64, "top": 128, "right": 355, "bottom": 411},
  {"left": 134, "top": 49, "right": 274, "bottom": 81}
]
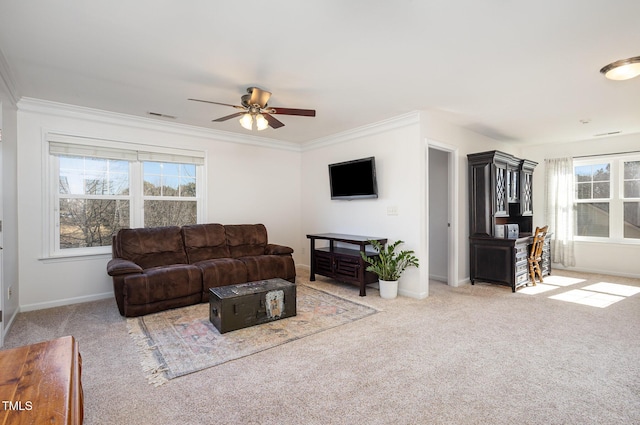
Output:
[{"left": 306, "top": 233, "right": 387, "bottom": 296}]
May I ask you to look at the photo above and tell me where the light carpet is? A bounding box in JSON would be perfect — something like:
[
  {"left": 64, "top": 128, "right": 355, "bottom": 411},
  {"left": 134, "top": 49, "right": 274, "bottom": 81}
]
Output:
[{"left": 127, "top": 284, "right": 377, "bottom": 385}]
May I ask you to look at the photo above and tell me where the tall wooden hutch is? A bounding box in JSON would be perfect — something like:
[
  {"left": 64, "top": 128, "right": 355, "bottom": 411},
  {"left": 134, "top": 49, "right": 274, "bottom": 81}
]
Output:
[{"left": 468, "top": 150, "right": 550, "bottom": 291}]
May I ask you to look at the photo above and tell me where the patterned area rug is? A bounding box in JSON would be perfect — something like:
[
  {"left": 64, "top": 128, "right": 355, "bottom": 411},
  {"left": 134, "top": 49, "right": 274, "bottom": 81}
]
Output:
[{"left": 127, "top": 284, "right": 377, "bottom": 386}]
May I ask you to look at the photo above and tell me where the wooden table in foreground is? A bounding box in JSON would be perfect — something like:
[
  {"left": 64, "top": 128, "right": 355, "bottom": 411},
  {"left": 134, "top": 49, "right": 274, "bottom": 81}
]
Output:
[{"left": 0, "top": 335, "right": 83, "bottom": 425}]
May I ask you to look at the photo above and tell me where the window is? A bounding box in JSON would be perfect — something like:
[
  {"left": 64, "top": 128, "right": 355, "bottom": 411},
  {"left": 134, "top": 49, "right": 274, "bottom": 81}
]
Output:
[
  {"left": 623, "top": 160, "right": 640, "bottom": 239},
  {"left": 574, "top": 154, "right": 640, "bottom": 243},
  {"left": 58, "top": 156, "right": 130, "bottom": 249},
  {"left": 575, "top": 162, "right": 610, "bottom": 237},
  {"left": 48, "top": 135, "right": 205, "bottom": 256},
  {"left": 143, "top": 162, "right": 197, "bottom": 227}
]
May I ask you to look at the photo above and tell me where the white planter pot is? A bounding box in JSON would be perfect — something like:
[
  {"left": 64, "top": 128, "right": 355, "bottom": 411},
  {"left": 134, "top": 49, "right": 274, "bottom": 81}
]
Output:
[{"left": 378, "top": 279, "right": 399, "bottom": 299}]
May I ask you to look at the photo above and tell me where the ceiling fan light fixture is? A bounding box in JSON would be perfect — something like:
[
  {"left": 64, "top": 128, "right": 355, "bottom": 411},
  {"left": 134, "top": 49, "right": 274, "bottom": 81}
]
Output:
[
  {"left": 255, "top": 114, "right": 269, "bottom": 131},
  {"left": 600, "top": 56, "right": 640, "bottom": 80},
  {"left": 239, "top": 113, "right": 253, "bottom": 130},
  {"left": 190, "top": 87, "right": 315, "bottom": 130}
]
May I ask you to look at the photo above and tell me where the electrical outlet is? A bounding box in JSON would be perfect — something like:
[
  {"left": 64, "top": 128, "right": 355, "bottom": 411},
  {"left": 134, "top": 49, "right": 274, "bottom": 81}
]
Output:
[
  {"left": 387, "top": 205, "right": 399, "bottom": 216},
  {"left": 7, "top": 286, "right": 12, "bottom": 300}
]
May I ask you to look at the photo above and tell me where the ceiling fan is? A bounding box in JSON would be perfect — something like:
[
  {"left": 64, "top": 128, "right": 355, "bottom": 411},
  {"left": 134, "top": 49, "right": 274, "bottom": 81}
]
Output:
[{"left": 189, "top": 87, "right": 316, "bottom": 131}]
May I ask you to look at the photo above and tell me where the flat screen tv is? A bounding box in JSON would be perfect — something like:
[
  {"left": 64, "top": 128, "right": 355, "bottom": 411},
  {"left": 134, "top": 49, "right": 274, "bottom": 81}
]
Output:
[{"left": 328, "top": 157, "right": 378, "bottom": 200}]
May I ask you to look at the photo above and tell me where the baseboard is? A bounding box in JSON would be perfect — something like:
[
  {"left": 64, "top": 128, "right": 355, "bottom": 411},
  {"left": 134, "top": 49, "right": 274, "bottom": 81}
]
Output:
[
  {"left": 552, "top": 264, "right": 640, "bottom": 279},
  {"left": 296, "top": 264, "right": 310, "bottom": 272},
  {"left": 429, "top": 274, "right": 448, "bottom": 283},
  {"left": 19, "top": 292, "right": 113, "bottom": 313},
  {"left": 399, "top": 287, "right": 429, "bottom": 299}
]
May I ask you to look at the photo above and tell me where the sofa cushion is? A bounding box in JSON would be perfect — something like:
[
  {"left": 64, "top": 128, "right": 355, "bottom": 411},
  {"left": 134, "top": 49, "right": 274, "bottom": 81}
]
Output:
[
  {"left": 182, "top": 223, "right": 230, "bottom": 263},
  {"left": 117, "top": 226, "right": 188, "bottom": 269},
  {"left": 194, "top": 258, "right": 248, "bottom": 301},
  {"left": 123, "top": 264, "right": 202, "bottom": 305},
  {"left": 225, "top": 224, "right": 268, "bottom": 258},
  {"left": 239, "top": 255, "right": 296, "bottom": 283}
]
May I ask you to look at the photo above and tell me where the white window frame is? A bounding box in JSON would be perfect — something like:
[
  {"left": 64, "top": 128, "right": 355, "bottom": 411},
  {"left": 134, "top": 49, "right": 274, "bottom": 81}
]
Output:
[
  {"left": 44, "top": 133, "right": 206, "bottom": 259},
  {"left": 574, "top": 153, "right": 640, "bottom": 245}
]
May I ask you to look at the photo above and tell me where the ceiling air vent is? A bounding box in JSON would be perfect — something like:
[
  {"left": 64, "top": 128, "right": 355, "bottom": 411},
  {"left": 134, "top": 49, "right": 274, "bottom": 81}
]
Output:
[{"left": 147, "top": 111, "right": 176, "bottom": 119}]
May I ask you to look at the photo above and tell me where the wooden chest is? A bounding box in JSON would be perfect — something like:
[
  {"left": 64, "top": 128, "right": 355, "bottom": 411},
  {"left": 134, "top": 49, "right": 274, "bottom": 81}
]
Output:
[
  {"left": 209, "top": 278, "right": 297, "bottom": 333},
  {"left": 0, "top": 336, "right": 83, "bottom": 425}
]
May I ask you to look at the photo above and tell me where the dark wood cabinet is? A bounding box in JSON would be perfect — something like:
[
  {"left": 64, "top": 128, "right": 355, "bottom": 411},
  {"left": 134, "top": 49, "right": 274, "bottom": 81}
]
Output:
[
  {"left": 519, "top": 159, "right": 536, "bottom": 216},
  {"left": 307, "top": 233, "right": 387, "bottom": 296},
  {"left": 469, "top": 234, "right": 551, "bottom": 292},
  {"left": 468, "top": 150, "right": 532, "bottom": 236},
  {"left": 468, "top": 151, "right": 550, "bottom": 292}
]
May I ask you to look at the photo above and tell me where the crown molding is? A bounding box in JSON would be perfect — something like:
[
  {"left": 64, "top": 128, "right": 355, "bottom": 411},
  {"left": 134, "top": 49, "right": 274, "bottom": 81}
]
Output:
[
  {"left": 17, "top": 98, "right": 422, "bottom": 153},
  {"left": 0, "top": 47, "right": 19, "bottom": 106},
  {"left": 301, "top": 111, "right": 421, "bottom": 152},
  {"left": 17, "top": 98, "right": 303, "bottom": 152}
]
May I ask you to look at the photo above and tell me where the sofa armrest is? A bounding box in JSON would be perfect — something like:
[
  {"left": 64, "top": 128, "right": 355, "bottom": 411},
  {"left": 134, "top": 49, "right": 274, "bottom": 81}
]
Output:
[
  {"left": 265, "top": 244, "right": 294, "bottom": 255},
  {"left": 107, "top": 258, "right": 143, "bottom": 276}
]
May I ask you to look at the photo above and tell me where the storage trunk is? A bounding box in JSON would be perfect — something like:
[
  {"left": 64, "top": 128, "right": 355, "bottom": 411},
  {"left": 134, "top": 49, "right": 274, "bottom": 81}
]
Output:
[{"left": 209, "top": 278, "right": 297, "bottom": 333}]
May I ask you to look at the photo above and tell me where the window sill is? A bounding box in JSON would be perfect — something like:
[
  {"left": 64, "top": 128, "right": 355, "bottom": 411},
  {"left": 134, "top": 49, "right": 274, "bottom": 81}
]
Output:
[{"left": 39, "top": 252, "right": 112, "bottom": 263}]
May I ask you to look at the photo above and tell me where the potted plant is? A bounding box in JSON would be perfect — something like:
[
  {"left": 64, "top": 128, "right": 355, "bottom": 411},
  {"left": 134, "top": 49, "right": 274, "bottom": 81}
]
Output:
[{"left": 360, "top": 240, "right": 419, "bottom": 299}]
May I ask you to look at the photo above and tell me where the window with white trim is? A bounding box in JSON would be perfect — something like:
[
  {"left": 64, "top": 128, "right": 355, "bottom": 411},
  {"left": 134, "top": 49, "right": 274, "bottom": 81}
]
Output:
[
  {"left": 574, "top": 154, "right": 640, "bottom": 242},
  {"left": 48, "top": 134, "right": 205, "bottom": 256}
]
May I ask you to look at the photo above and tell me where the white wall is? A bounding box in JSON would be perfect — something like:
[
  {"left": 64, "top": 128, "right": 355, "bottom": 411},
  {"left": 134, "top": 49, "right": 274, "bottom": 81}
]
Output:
[
  {"left": 299, "top": 111, "right": 524, "bottom": 298},
  {"left": 521, "top": 133, "right": 640, "bottom": 277},
  {"left": 14, "top": 97, "right": 635, "bottom": 315},
  {"left": 16, "top": 99, "right": 302, "bottom": 311},
  {"left": 301, "top": 113, "right": 426, "bottom": 298},
  {"left": 421, "top": 111, "right": 519, "bottom": 284}
]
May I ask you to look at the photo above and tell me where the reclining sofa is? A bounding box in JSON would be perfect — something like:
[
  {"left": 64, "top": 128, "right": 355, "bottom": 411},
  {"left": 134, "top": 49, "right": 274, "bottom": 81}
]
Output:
[{"left": 106, "top": 223, "right": 296, "bottom": 317}]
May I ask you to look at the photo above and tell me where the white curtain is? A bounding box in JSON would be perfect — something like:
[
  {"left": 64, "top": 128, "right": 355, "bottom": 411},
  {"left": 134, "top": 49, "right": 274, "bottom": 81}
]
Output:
[{"left": 545, "top": 157, "right": 576, "bottom": 267}]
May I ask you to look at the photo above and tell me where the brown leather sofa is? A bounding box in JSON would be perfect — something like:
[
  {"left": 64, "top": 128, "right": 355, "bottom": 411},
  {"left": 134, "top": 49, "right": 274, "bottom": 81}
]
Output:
[{"left": 107, "top": 223, "right": 296, "bottom": 317}]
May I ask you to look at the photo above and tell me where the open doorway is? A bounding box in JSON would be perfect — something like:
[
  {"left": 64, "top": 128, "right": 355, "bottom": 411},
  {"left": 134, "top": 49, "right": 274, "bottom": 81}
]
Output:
[{"left": 427, "top": 141, "right": 458, "bottom": 287}]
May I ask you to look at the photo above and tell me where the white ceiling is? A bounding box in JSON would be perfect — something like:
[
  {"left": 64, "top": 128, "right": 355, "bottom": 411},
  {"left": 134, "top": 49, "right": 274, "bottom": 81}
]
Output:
[{"left": 1, "top": 1, "right": 639, "bottom": 145}]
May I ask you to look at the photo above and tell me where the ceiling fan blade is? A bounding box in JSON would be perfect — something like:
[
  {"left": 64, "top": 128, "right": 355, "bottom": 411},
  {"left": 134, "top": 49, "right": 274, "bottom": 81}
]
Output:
[
  {"left": 212, "top": 111, "right": 246, "bottom": 122},
  {"left": 263, "top": 113, "right": 285, "bottom": 129},
  {"left": 267, "top": 107, "right": 316, "bottom": 117},
  {"left": 188, "top": 98, "right": 245, "bottom": 109},
  {"left": 248, "top": 87, "right": 272, "bottom": 108}
]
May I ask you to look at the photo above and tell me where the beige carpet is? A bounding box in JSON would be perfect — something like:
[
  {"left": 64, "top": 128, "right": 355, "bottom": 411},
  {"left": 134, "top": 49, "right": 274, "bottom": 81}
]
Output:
[
  {"left": 3, "top": 268, "right": 640, "bottom": 425},
  {"left": 127, "top": 285, "right": 376, "bottom": 385}
]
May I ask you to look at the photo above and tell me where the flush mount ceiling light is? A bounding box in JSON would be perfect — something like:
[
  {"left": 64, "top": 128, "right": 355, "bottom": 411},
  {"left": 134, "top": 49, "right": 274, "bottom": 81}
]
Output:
[{"left": 600, "top": 56, "right": 640, "bottom": 80}]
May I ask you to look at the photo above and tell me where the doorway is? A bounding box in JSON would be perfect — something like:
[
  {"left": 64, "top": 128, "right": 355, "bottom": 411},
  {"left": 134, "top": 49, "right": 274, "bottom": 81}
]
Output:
[{"left": 427, "top": 141, "right": 458, "bottom": 287}]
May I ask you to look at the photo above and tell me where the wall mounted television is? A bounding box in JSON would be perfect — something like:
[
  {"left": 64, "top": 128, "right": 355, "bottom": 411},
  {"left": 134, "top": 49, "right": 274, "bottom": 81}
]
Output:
[{"left": 328, "top": 156, "right": 378, "bottom": 200}]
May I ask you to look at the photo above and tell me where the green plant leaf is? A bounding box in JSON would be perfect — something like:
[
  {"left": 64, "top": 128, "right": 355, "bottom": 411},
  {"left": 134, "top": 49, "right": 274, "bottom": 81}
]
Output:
[{"left": 359, "top": 239, "right": 419, "bottom": 281}]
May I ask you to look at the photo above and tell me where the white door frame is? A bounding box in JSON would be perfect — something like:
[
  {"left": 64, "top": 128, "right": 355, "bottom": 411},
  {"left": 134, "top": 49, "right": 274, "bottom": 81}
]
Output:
[{"left": 426, "top": 139, "right": 459, "bottom": 287}]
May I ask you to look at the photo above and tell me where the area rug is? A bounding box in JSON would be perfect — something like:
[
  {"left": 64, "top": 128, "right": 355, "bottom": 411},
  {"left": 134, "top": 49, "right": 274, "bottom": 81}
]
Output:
[{"left": 127, "top": 284, "right": 377, "bottom": 386}]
